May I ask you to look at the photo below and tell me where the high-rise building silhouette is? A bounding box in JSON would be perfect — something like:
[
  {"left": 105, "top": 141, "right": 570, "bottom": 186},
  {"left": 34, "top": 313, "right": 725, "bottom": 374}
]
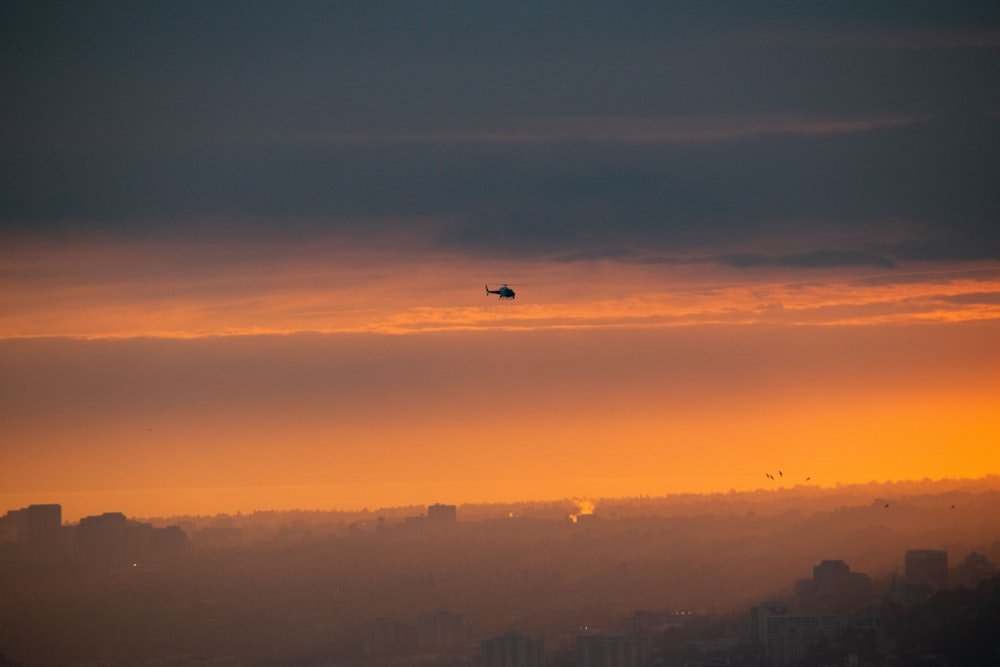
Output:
[
  {"left": 952, "top": 551, "right": 998, "bottom": 589},
  {"left": 363, "top": 616, "right": 408, "bottom": 657},
  {"left": 26, "top": 504, "right": 61, "bottom": 546},
  {"left": 905, "top": 549, "right": 948, "bottom": 590},
  {"left": 794, "top": 559, "right": 872, "bottom": 612},
  {"left": 895, "top": 548, "right": 949, "bottom": 606},
  {"left": 0, "top": 504, "right": 61, "bottom": 544},
  {"left": 576, "top": 635, "right": 650, "bottom": 667},
  {"left": 619, "top": 610, "right": 663, "bottom": 636},
  {"left": 148, "top": 524, "right": 189, "bottom": 560},
  {"left": 0, "top": 504, "right": 63, "bottom": 559},
  {"left": 750, "top": 603, "right": 838, "bottom": 666},
  {"left": 76, "top": 512, "right": 128, "bottom": 568},
  {"left": 427, "top": 503, "right": 457, "bottom": 525},
  {"left": 417, "top": 608, "right": 464, "bottom": 650},
  {"left": 479, "top": 632, "right": 544, "bottom": 667}
]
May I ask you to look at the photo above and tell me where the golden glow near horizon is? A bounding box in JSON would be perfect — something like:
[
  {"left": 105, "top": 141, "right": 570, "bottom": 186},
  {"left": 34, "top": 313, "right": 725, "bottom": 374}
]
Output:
[{"left": 2, "top": 240, "right": 999, "bottom": 521}]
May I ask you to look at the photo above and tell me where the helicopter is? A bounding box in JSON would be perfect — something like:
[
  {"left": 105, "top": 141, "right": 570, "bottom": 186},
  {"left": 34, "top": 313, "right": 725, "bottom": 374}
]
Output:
[{"left": 485, "top": 283, "right": 515, "bottom": 299}]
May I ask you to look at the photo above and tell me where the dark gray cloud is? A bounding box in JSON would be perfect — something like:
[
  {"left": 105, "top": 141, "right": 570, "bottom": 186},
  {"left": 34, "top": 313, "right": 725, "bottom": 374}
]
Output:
[
  {"left": 718, "top": 250, "right": 896, "bottom": 270},
  {"left": 2, "top": 2, "right": 998, "bottom": 266}
]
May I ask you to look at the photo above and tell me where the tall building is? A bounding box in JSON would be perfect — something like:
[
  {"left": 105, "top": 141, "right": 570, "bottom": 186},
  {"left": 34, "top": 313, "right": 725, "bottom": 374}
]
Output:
[
  {"left": 363, "top": 617, "right": 408, "bottom": 657},
  {"left": 427, "top": 503, "right": 457, "bottom": 525},
  {"left": 76, "top": 512, "right": 128, "bottom": 568},
  {"left": 26, "top": 504, "right": 62, "bottom": 546},
  {"left": 479, "top": 632, "right": 544, "bottom": 667},
  {"left": 750, "top": 604, "right": 838, "bottom": 666},
  {"left": 0, "top": 504, "right": 61, "bottom": 545},
  {"left": 417, "top": 608, "right": 464, "bottom": 650},
  {"left": 766, "top": 614, "right": 839, "bottom": 666},
  {"left": 0, "top": 504, "right": 63, "bottom": 559},
  {"left": 148, "top": 525, "right": 189, "bottom": 559},
  {"left": 952, "top": 551, "right": 998, "bottom": 589},
  {"left": 576, "top": 635, "right": 650, "bottom": 667},
  {"left": 751, "top": 601, "right": 788, "bottom": 649},
  {"left": 620, "top": 610, "right": 662, "bottom": 636},
  {"left": 794, "top": 559, "right": 872, "bottom": 612},
  {"left": 905, "top": 549, "right": 948, "bottom": 590}
]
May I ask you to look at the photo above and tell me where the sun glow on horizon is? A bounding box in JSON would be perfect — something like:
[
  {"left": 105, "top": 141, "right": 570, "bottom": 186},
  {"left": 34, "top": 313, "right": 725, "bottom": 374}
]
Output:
[
  {"left": 2, "top": 241, "right": 998, "bottom": 523},
  {"left": 5, "top": 471, "right": 1000, "bottom": 525}
]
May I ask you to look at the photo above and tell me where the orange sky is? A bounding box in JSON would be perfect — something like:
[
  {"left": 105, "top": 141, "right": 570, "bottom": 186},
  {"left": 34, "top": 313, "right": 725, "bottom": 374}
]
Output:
[
  {"left": 4, "top": 3, "right": 1000, "bottom": 524},
  {"left": 4, "top": 239, "right": 1000, "bottom": 338},
  {"left": 2, "top": 241, "right": 999, "bottom": 522}
]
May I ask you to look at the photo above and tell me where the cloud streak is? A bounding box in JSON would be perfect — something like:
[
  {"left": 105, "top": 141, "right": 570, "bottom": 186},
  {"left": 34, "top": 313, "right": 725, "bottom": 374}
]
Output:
[
  {"left": 716, "top": 249, "right": 897, "bottom": 270},
  {"left": 294, "top": 114, "right": 932, "bottom": 146},
  {"left": 3, "top": 241, "right": 998, "bottom": 340}
]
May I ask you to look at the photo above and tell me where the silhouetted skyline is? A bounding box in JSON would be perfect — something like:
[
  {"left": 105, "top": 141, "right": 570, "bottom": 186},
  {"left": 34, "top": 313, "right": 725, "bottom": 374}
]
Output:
[{"left": 2, "top": 481, "right": 998, "bottom": 666}]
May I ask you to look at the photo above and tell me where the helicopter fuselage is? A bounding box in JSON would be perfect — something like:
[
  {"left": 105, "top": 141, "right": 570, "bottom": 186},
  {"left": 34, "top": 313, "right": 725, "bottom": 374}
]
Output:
[{"left": 485, "top": 284, "right": 515, "bottom": 299}]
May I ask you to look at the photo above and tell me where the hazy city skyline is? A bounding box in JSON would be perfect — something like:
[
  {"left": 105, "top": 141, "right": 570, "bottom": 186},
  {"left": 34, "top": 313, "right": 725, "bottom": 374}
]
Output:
[{"left": 2, "top": 481, "right": 998, "bottom": 666}]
